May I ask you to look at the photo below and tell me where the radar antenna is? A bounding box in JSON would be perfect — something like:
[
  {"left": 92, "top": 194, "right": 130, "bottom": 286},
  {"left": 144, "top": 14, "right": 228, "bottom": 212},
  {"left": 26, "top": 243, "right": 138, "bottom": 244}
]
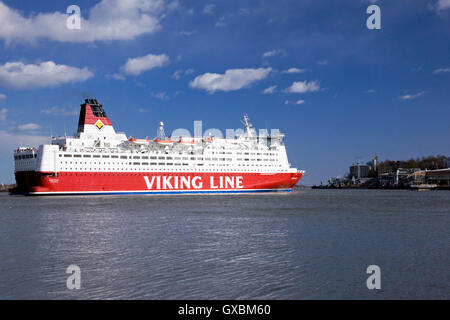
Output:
[{"left": 157, "top": 121, "right": 166, "bottom": 139}]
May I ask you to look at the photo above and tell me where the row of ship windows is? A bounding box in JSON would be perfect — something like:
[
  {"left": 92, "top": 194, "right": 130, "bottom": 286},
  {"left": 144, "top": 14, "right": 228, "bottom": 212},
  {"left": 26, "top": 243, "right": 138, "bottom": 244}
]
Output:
[
  {"left": 60, "top": 158, "right": 277, "bottom": 165},
  {"left": 14, "top": 154, "right": 37, "bottom": 160},
  {"left": 60, "top": 162, "right": 281, "bottom": 167},
  {"left": 59, "top": 154, "right": 278, "bottom": 160}
]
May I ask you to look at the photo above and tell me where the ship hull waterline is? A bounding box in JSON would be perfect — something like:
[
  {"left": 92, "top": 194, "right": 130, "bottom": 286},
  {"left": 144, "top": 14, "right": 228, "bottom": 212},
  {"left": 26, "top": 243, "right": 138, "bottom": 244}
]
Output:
[{"left": 14, "top": 171, "right": 303, "bottom": 196}]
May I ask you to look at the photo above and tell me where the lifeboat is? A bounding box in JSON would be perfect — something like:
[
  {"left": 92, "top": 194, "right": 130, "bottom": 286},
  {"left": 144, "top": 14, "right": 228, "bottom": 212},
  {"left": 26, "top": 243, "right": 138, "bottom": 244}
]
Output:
[
  {"left": 202, "top": 137, "right": 214, "bottom": 143},
  {"left": 178, "top": 138, "right": 196, "bottom": 145},
  {"left": 128, "top": 136, "right": 150, "bottom": 146},
  {"left": 154, "top": 138, "right": 174, "bottom": 146}
]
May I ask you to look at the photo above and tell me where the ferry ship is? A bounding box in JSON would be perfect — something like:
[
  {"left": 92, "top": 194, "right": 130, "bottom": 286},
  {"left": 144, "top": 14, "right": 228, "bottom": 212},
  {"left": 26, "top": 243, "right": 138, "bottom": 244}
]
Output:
[{"left": 13, "top": 99, "right": 304, "bottom": 195}]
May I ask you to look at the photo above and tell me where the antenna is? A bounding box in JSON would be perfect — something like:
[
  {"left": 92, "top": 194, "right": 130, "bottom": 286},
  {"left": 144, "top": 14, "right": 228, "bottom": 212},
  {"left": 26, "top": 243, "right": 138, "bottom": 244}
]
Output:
[
  {"left": 241, "top": 114, "right": 253, "bottom": 137},
  {"left": 157, "top": 121, "right": 166, "bottom": 139}
]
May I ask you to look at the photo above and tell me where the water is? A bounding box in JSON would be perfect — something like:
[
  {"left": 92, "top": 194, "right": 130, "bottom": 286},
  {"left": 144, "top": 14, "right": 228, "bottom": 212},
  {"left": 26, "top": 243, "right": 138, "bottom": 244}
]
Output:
[{"left": 0, "top": 189, "right": 448, "bottom": 299}]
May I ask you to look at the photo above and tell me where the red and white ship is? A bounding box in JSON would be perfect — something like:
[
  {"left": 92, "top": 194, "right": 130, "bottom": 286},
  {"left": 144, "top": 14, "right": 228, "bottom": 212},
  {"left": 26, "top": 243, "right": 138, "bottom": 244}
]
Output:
[{"left": 13, "top": 99, "right": 304, "bottom": 195}]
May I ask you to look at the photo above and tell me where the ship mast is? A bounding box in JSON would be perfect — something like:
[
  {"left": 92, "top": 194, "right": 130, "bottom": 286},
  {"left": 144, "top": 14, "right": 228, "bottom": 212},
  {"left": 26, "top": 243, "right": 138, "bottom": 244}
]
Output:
[
  {"left": 157, "top": 121, "right": 167, "bottom": 140},
  {"left": 242, "top": 114, "right": 253, "bottom": 137}
]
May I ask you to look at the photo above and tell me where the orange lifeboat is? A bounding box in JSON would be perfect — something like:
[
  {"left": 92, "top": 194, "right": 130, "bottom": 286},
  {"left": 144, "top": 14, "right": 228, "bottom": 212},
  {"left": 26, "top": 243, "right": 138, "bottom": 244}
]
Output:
[
  {"left": 178, "top": 138, "right": 196, "bottom": 145},
  {"left": 202, "top": 137, "right": 214, "bottom": 143},
  {"left": 154, "top": 138, "right": 174, "bottom": 146},
  {"left": 128, "top": 136, "right": 150, "bottom": 146}
]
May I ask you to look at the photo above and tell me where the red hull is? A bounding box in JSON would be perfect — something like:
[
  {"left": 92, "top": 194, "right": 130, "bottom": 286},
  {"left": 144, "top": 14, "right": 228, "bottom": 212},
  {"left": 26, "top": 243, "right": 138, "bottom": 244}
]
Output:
[{"left": 14, "top": 171, "right": 303, "bottom": 195}]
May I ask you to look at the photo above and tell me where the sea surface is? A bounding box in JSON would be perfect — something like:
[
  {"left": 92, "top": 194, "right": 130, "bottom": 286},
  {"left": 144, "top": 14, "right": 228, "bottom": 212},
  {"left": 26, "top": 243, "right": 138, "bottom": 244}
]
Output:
[{"left": 0, "top": 189, "right": 448, "bottom": 299}]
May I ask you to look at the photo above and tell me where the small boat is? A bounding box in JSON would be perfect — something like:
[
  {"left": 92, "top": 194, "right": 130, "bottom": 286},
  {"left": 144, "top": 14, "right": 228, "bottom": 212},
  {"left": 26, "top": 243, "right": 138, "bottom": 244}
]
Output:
[
  {"left": 128, "top": 136, "right": 150, "bottom": 146},
  {"left": 154, "top": 138, "right": 174, "bottom": 146},
  {"left": 178, "top": 138, "right": 196, "bottom": 145},
  {"left": 202, "top": 137, "right": 214, "bottom": 143}
]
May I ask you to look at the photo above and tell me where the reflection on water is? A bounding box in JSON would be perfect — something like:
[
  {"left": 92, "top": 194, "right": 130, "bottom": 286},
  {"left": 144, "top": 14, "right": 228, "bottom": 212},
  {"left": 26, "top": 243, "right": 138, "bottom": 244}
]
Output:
[{"left": 0, "top": 190, "right": 449, "bottom": 299}]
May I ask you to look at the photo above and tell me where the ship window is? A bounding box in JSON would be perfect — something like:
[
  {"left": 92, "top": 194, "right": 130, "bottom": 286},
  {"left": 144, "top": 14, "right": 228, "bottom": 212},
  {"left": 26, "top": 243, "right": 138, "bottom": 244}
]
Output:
[
  {"left": 74, "top": 154, "right": 81, "bottom": 158},
  {"left": 133, "top": 156, "right": 140, "bottom": 159},
  {"left": 166, "top": 157, "right": 173, "bottom": 160},
  {"left": 64, "top": 154, "right": 72, "bottom": 157},
  {"left": 158, "top": 157, "right": 165, "bottom": 160},
  {"left": 111, "top": 155, "right": 118, "bottom": 158},
  {"left": 174, "top": 157, "right": 181, "bottom": 160},
  {"left": 83, "top": 155, "right": 91, "bottom": 158},
  {"left": 120, "top": 156, "right": 127, "bottom": 159},
  {"left": 150, "top": 156, "right": 157, "bottom": 159},
  {"left": 142, "top": 156, "right": 148, "bottom": 160},
  {"left": 93, "top": 155, "right": 100, "bottom": 158},
  {"left": 167, "top": 163, "right": 173, "bottom": 165},
  {"left": 103, "top": 155, "right": 110, "bottom": 158},
  {"left": 142, "top": 162, "right": 148, "bottom": 165},
  {"left": 158, "top": 163, "right": 165, "bottom": 165},
  {"left": 59, "top": 155, "right": 62, "bottom": 157}
]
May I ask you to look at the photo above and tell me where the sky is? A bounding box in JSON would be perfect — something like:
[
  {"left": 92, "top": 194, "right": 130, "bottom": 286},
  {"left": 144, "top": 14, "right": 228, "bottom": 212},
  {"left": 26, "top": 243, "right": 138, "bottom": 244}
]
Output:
[{"left": 0, "top": 0, "right": 449, "bottom": 185}]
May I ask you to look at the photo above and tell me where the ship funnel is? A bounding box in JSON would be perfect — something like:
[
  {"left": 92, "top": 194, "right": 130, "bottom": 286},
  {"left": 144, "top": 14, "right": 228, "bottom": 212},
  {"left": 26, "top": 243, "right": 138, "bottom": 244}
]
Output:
[{"left": 77, "top": 99, "right": 115, "bottom": 134}]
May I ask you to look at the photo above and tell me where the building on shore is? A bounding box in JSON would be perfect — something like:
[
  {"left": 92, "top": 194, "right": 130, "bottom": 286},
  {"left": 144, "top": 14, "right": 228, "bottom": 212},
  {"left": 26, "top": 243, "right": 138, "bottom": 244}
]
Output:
[{"left": 318, "top": 155, "right": 450, "bottom": 189}]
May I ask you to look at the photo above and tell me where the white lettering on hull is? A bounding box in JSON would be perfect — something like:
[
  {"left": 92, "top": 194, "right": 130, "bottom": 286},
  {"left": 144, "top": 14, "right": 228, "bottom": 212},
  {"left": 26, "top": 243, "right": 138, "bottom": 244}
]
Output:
[{"left": 144, "top": 175, "right": 244, "bottom": 190}]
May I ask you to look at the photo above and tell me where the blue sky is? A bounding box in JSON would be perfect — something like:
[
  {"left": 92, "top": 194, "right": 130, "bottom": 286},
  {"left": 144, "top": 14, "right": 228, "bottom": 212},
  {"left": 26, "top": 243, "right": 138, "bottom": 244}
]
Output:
[{"left": 0, "top": 0, "right": 449, "bottom": 185}]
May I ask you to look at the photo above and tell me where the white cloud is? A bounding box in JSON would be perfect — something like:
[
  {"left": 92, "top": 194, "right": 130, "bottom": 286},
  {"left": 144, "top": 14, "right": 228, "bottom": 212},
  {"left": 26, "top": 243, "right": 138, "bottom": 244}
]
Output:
[
  {"left": 0, "top": 61, "right": 93, "bottom": 90},
  {"left": 178, "top": 30, "right": 197, "bottom": 36},
  {"left": 262, "top": 85, "right": 277, "bottom": 94},
  {"left": 0, "top": 130, "right": 48, "bottom": 153},
  {"left": 152, "top": 91, "right": 170, "bottom": 100},
  {"left": 108, "top": 73, "right": 126, "bottom": 80},
  {"left": 41, "top": 106, "right": 78, "bottom": 116},
  {"left": 364, "top": 89, "right": 376, "bottom": 94},
  {"left": 0, "top": 108, "right": 6, "bottom": 120},
  {"left": 284, "top": 99, "right": 306, "bottom": 105},
  {"left": 285, "top": 80, "right": 321, "bottom": 93},
  {"left": 262, "top": 49, "right": 284, "bottom": 58},
  {"left": 433, "top": 67, "right": 450, "bottom": 74},
  {"left": 215, "top": 16, "right": 226, "bottom": 27},
  {"left": 203, "top": 4, "right": 215, "bottom": 15},
  {"left": 18, "top": 123, "right": 41, "bottom": 131},
  {"left": 317, "top": 59, "right": 329, "bottom": 66},
  {"left": 172, "top": 70, "right": 182, "bottom": 80},
  {"left": 137, "top": 108, "right": 148, "bottom": 113},
  {"left": 190, "top": 68, "right": 272, "bottom": 92},
  {"left": 433, "top": 0, "right": 450, "bottom": 12},
  {"left": 172, "top": 68, "right": 194, "bottom": 80},
  {"left": 282, "top": 68, "right": 306, "bottom": 74},
  {"left": 0, "top": 0, "right": 177, "bottom": 44},
  {"left": 120, "top": 53, "right": 169, "bottom": 76},
  {"left": 0, "top": 93, "right": 6, "bottom": 100},
  {"left": 399, "top": 91, "right": 425, "bottom": 100}
]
